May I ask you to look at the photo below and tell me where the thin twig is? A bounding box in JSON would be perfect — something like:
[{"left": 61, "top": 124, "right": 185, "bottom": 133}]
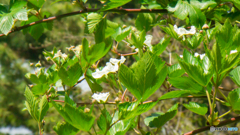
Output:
[
  {"left": 218, "top": 86, "right": 232, "bottom": 91},
  {"left": 0, "top": 8, "right": 168, "bottom": 37},
  {"left": 71, "top": 77, "right": 85, "bottom": 89}
]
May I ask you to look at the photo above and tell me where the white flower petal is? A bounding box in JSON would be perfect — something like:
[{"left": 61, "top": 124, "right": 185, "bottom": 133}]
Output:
[
  {"left": 230, "top": 50, "right": 237, "bottom": 54},
  {"left": 92, "top": 92, "right": 110, "bottom": 103},
  {"left": 144, "top": 35, "right": 153, "bottom": 47},
  {"left": 92, "top": 57, "right": 126, "bottom": 79},
  {"left": 174, "top": 25, "right": 196, "bottom": 37}
]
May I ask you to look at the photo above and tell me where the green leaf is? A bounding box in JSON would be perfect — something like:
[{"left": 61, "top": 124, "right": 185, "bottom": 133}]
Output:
[
  {"left": 160, "top": 24, "right": 179, "bottom": 40},
  {"left": 178, "top": 50, "right": 213, "bottom": 86},
  {"left": 107, "top": 117, "right": 134, "bottom": 135},
  {"left": 100, "top": 0, "right": 132, "bottom": 11},
  {"left": 169, "top": 0, "right": 206, "bottom": 27},
  {"left": 119, "top": 53, "right": 166, "bottom": 101},
  {"left": 58, "top": 62, "right": 83, "bottom": 87},
  {"left": 32, "top": 83, "right": 49, "bottom": 95},
  {"left": 215, "top": 19, "right": 236, "bottom": 54},
  {"left": 0, "top": 14, "right": 14, "bottom": 35},
  {"left": 118, "top": 101, "right": 157, "bottom": 120},
  {"left": 95, "top": 18, "right": 106, "bottom": 43},
  {"left": 86, "top": 13, "right": 103, "bottom": 33},
  {"left": 53, "top": 121, "right": 80, "bottom": 135},
  {"left": 12, "top": 8, "right": 28, "bottom": 21},
  {"left": 190, "top": 0, "right": 217, "bottom": 10},
  {"left": 52, "top": 101, "right": 95, "bottom": 131},
  {"left": 24, "top": 87, "right": 39, "bottom": 121},
  {"left": 115, "top": 27, "right": 131, "bottom": 42},
  {"left": 85, "top": 75, "right": 102, "bottom": 93},
  {"left": 168, "top": 63, "right": 185, "bottom": 78},
  {"left": 221, "top": 52, "right": 240, "bottom": 75},
  {"left": 186, "top": 33, "right": 203, "bottom": 49},
  {"left": 227, "top": 88, "right": 240, "bottom": 111},
  {"left": 159, "top": 90, "right": 205, "bottom": 100},
  {"left": 27, "top": 0, "right": 45, "bottom": 11},
  {"left": 169, "top": 77, "right": 203, "bottom": 91},
  {"left": 229, "top": 66, "right": 240, "bottom": 87},
  {"left": 135, "top": 13, "right": 154, "bottom": 32},
  {"left": 97, "top": 109, "right": 112, "bottom": 133},
  {"left": 10, "top": 1, "right": 27, "bottom": 10},
  {"left": 39, "top": 95, "right": 49, "bottom": 122},
  {"left": 152, "top": 37, "right": 170, "bottom": 55},
  {"left": 145, "top": 104, "right": 178, "bottom": 128},
  {"left": 119, "top": 64, "right": 141, "bottom": 99},
  {"left": 183, "top": 102, "right": 208, "bottom": 115},
  {"left": 25, "top": 73, "right": 39, "bottom": 84}
]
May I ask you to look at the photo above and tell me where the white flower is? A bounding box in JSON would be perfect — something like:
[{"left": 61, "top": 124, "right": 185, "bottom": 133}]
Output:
[
  {"left": 61, "top": 53, "right": 68, "bottom": 60},
  {"left": 92, "top": 56, "right": 126, "bottom": 79},
  {"left": 194, "top": 53, "right": 205, "bottom": 59},
  {"left": 53, "top": 50, "right": 68, "bottom": 59},
  {"left": 144, "top": 35, "right": 153, "bottom": 52},
  {"left": 135, "top": 48, "right": 139, "bottom": 52},
  {"left": 180, "top": 53, "right": 205, "bottom": 59},
  {"left": 92, "top": 92, "right": 110, "bottom": 103},
  {"left": 53, "top": 50, "right": 62, "bottom": 58},
  {"left": 174, "top": 25, "right": 196, "bottom": 40},
  {"left": 66, "top": 46, "right": 75, "bottom": 51},
  {"left": 230, "top": 50, "right": 237, "bottom": 54},
  {"left": 110, "top": 56, "right": 126, "bottom": 65}
]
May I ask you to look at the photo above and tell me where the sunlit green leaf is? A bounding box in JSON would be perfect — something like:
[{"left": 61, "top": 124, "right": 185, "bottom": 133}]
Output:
[{"left": 183, "top": 102, "right": 208, "bottom": 115}]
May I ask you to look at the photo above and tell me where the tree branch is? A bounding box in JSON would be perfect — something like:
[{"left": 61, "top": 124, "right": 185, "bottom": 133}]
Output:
[
  {"left": 0, "top": 8, "right": 168, "bottom": 37},
  {"left": 184, "top": 116, "right": 240, "bottom": 135}
]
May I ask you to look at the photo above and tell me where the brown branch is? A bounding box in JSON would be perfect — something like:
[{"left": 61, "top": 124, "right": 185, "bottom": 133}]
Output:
[
  {"left": 52, "top": 95, "right": 222, "bottom": 106},
  {"left": 218, "top": 86, "right": 232, "bottom": 91},
  {"left": 111, "top": 49, "right": 138, "bottom": 56},
  {"left": 184, "top": 116, "right": 240, "bottom": 135},
  {"left": 71, "top": 77, "right": 85, "bottom": 89},
  {"left": 0, "top": 8, "right": 168, "bottom": 37}
]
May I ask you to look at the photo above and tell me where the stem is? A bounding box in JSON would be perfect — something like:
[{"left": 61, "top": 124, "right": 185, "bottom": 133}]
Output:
[
  {"left": 121, "top": 89, "right": 128, "bottom": 102},
  {"left": 206, "top": 89, "right": 212, "bottom": 115},
  {"left": 211, "top": 84, "right": 218, "bottom": 125},
  {"left": 218, "top": 110, "right": 231, "bottom": 119},
  {"left": 93, "top": 125, "right": 98, "bottom": 135},
  {"left": 0, "top": 8, "right": 168, "bottom": 37},
  {"left": 216, "top": 87, "right": 228, "bottom": 101},
  {"left": 38, "top": 122, "right": 42, "bottom": 135}
]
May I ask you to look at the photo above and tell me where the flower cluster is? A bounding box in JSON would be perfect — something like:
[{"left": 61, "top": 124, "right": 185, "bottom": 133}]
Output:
[
  {"left": 53, "top": 50, "right": 68, "bottom": 60},
  {"left": 92, "top": 56, "right": 126, "bottom": 79},
  {"left": 180, "top": 50, "right": 238, "bottom": 59}
]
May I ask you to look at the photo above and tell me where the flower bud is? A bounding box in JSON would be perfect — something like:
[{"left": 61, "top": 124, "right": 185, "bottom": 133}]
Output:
[
  {"left": 30, "top": 63, "right": 34, "bottom": 67},
  {"left": 199, "top": 30, "right": 203, "bottom": 33},
  {"left": 29, "top": 84, "right": 34, "bottom": 88},
  {"left": 115, "top": 97, "right": 120, "bottom": 103},
  {"left": 35, "top": 61, "right": 41, "bottom": 67},
  {"left": 45, "top": 57, "right": 51, "bottom": 61},
  {"left": 122, "top": 25, "right": 127, "bottom": 28},
  {"left": 84, "top": 108, "right": 90, "bottom": 113},
  {"left": 202, "top": 24, "right": 209, "bottom": 29},
  {"left": 92, "top": 99, "right": 97, "bottom": 103}
]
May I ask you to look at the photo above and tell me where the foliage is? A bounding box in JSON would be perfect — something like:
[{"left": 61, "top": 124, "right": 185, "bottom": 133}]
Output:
[{"left": 1, "top": 0, "right": 240, "bottom": 134}]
